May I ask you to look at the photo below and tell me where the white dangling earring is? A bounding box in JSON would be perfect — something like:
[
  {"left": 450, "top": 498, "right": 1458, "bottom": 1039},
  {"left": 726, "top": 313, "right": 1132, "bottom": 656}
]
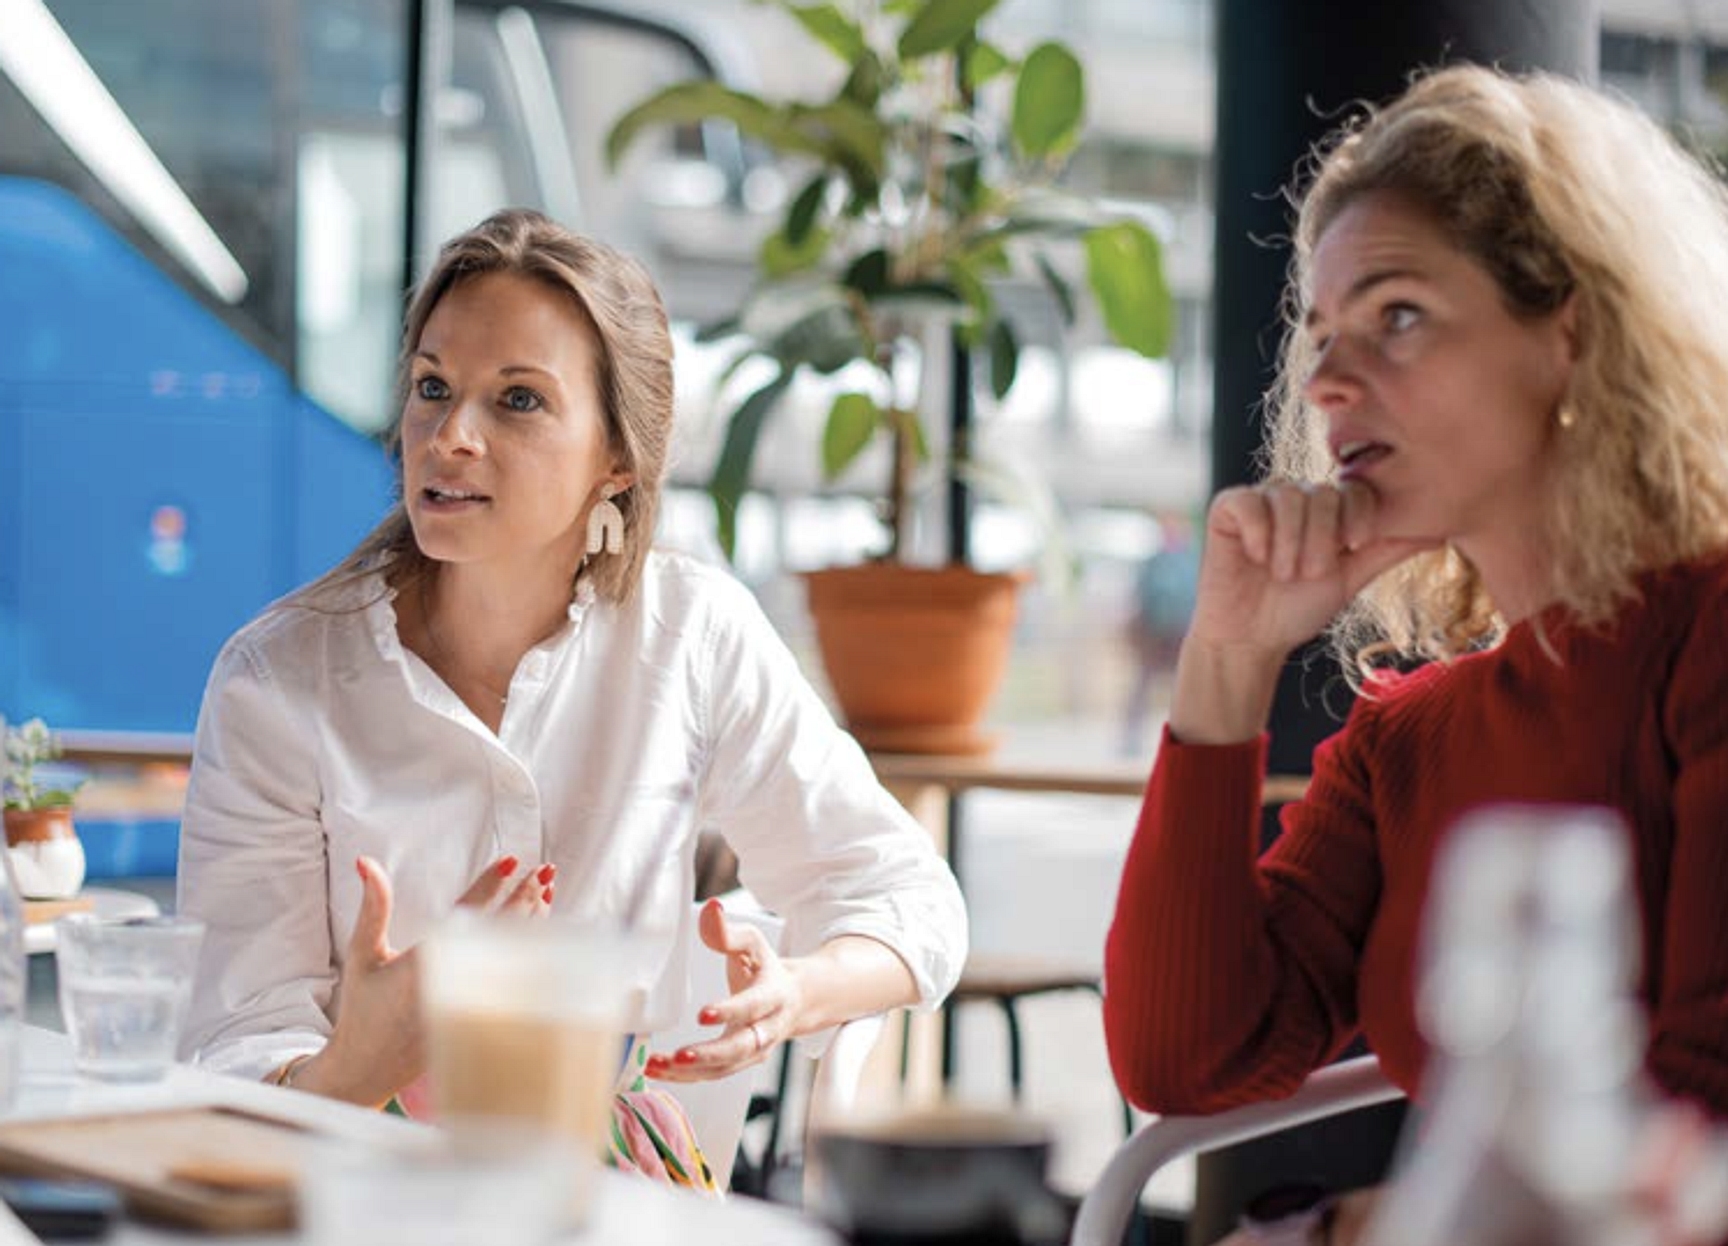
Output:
[{"left": 586, "top": 482, "right": 625, "bottom": 556}]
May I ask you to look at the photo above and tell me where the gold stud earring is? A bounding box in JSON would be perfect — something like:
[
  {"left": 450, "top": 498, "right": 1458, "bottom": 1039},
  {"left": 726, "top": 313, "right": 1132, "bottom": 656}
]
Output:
[{"left": 1557, "top": 405, "right": 1577, "bottom": 430}]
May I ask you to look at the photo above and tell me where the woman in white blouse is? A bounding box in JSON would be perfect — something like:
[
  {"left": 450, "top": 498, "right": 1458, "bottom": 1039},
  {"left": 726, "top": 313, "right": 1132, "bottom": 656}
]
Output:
[{"left": 177, "top": 209, "right": 966, "bottom": 1113}]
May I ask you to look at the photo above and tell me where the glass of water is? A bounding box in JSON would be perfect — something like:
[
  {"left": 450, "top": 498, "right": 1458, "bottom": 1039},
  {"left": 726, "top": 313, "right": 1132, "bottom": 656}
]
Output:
[{"left": 55, "top": 915, "right": 205, "bottom": 1082}]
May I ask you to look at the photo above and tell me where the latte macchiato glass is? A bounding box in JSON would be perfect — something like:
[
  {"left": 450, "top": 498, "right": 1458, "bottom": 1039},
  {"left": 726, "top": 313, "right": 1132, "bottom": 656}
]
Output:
[{"left": 420, "top": 914, "right": 637, "bottom": 1225}]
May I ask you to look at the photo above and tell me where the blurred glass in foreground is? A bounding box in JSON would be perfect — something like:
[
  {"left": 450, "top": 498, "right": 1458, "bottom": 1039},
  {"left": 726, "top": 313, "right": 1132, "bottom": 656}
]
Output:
[{"left": 1362, "top": 806, "right": 1728, "bottom": 1246}]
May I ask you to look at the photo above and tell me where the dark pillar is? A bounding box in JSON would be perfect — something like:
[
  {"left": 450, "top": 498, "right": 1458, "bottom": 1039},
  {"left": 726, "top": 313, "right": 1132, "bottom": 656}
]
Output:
[
  {"left": 1189, "top": 3, "right": 1598, "bottom": 1243},
  {"left": 1213, "top": 0, "right": 1598, "bottom": 795},
  {"left": 1212, "top": 0, "right": 1598, "bottom": 494},
  {"left": 401, "top": 0, "right": 452, "bottom": 301}
]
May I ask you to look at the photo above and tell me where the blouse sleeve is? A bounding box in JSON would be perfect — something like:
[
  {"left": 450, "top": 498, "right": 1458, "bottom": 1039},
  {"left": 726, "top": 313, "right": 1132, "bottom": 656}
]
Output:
[
  {"left": 1103, "top": 704, "right": 1383, "bottom": 1115},
  {"left": 177, "top": 635, "right": 332, "bottom": 1082},
  {"left": 1653, "top": 571, "right": 1728, "bottom": 1117},
  {"left": 689, "top": 578, "right": 966, "bottom": 1010}
]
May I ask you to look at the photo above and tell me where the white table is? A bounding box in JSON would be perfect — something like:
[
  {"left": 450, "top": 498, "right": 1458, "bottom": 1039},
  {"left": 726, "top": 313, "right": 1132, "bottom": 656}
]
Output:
[
  {"left": 7, "top": 1027, "right": 837, "bottom": 1245},
  {"left": 24, "top": 888, "right": 162, "bottom": 956}
]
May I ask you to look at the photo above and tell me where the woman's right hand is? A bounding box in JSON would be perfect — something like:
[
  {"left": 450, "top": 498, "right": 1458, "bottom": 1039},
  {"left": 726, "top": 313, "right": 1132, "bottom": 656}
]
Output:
[
  {"left": 1190, "top": 482, "right": 1432, "bottom": 655},
  {"left": 289, "top": 853, "right": 555, "bottom": 1107},
  {"left": 1169, "top": 482, "right": 1437, "bottom": 744}
]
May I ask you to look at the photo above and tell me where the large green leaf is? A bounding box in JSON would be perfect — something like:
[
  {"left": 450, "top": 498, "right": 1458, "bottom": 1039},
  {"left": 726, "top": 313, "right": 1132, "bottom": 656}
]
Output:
[
  {"left": 785, "top": 174, "right": 828, "bottom": 245},
  {"left": 963, "top": 41, "right": 1012, "bottom": 90},
  {"left": 1083, "top": 221, "right": 1172, "bottom": 358},
  {"left": 760, "top": 225, "right": 832, "bottom": 277},
  {"left": 948, "top": 151, "right": 983, "bottom": 214},
  {"left": 842, "top": 52, "right": 884, "bottom": 107},
  {"left": 963, "top": 237, "right": 1011, "bottom": 275},
  {"left": 986, "top": 318, "right": 1019, "bottom": 400},
  {"left": 883, "top": 405, "right": 931, "bottom": 463},
  {"left": 943, "top": 254, "right": 995, "bottom": 329},
  {"left": 972, "top": 193, "right": 1112, "bottom": 249},
  {"left": 871, "top": 280, "right": 963, "bottom": 310},
  {"left": 607, "top": 82, "right": 823, "bottom": 168},
  {"left": 822, "top": 392, "right": 882, "bottom": 479},
  {"left": 1033, "top": 252, "right": 1076, "bottom": 326},
  {"left": 789, "top": 100, "right": 887, "bottom": 182},
  {"left": 842, "top": 249, "right": 890, "bottom": 296},
  {"left": 744, "top": 282, "right": 869, "bottom": 373},
  {"left": 785, "top": 312, "right": 866, "bottom": 374},
  {"left": 788, "top": 4, "right": 868, "bottom": 63},
  {"left": 1012, "top": 42, "right": 1084, "bottom": 158},
  {"left": 710, "top": 371, "right": 795, "bottom": 559},
  {"left": 897, "top": 0, "right": 1000, "bottom": 59}
]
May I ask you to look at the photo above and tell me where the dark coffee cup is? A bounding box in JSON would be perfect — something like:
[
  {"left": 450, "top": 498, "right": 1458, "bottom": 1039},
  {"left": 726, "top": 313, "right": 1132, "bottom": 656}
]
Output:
[{"left": 810, "top": 1106, "right": 1067, "bottom": 1245}]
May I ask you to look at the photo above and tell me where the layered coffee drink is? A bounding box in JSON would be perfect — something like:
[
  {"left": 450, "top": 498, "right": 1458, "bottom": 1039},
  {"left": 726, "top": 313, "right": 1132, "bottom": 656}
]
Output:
[
  {"left": 420, "top": 915, "right": 634, "bottom": 1225},
  {"left": 427, "top": 1006, "right": 617, "bottom": 1144}
]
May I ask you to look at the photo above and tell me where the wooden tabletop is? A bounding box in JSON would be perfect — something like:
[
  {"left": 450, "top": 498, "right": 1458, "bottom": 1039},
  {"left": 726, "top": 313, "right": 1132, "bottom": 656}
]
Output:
[
  {"left": 869, "top": 752, "right": 1149, "bottom": 797},
  {"left": 59, "top": 730, "right": 195, "bottom": 768},
  {"left": 14, "top": 1027, "right": 838, "bottom": 1245},
  {"left": 52, "top": 730, "right": 1311, "bottom": 804},
  {"left": 869, "top": 751, "right": 1310, "bottom": 805}
]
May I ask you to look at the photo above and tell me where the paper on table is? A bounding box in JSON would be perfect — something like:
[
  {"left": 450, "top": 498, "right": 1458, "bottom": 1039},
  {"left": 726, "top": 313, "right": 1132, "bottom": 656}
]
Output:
[{"left": 0, "top": 1197, "right": 42, "bottom": 1245}]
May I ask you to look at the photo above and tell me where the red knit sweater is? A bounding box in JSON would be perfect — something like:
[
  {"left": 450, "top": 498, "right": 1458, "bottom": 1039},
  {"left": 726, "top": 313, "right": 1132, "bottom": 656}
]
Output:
[{"left": 1103, "top": 552, "right": 1728, "bottom": 1118}]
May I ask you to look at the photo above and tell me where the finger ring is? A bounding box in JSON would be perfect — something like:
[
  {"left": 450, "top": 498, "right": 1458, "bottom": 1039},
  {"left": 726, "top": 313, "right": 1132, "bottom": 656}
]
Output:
[{"left": 749, "top": 1021, "right": 766, "bottom": 1053}]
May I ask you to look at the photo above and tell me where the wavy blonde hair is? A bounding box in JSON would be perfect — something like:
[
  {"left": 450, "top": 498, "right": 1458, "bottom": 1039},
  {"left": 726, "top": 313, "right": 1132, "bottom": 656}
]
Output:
[
  {"left": 304, "top": 208, "right": 674, "bottom": 606},
  {"left": 1264, "top": 65, "right": 1728, "bottom": 679}
]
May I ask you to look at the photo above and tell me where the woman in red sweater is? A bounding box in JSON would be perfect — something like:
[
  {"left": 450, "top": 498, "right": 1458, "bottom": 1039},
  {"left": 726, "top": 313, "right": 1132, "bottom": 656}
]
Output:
[{"left": 1104, "top": 60, "right": 1728, "bottom": 1146}]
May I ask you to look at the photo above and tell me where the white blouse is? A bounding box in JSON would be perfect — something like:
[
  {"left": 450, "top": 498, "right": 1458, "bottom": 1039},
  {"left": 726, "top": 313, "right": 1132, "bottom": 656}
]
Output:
[{"left": 178, "top": 551, "right": 966, "bottom": 1082}]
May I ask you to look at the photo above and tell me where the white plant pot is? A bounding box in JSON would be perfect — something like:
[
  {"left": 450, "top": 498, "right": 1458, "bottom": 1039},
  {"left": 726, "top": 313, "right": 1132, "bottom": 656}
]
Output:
[{"left": 7, "top": 838, "right": 86, "bottom": 900}]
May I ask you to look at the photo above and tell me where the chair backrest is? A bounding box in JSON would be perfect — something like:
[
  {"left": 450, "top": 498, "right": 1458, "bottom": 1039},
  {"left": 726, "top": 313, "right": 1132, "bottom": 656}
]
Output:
[{"left": 1070, "top": 1056, "right": 1404, "bottom": 1246}]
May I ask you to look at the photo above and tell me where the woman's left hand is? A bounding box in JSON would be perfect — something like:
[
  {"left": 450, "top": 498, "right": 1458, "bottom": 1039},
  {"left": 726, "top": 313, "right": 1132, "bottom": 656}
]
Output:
[{"left": 645, "top": 898, "right": 803, "bottom": 1082}]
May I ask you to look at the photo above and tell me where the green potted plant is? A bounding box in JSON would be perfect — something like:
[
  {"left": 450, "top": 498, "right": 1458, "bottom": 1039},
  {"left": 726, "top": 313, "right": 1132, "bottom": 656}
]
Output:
[
  {"left": 3, "top": 717, "right": 86, "bottom": 899},
  {"left": 608, "top": 0, "right": 1172, "bottom": 753}
]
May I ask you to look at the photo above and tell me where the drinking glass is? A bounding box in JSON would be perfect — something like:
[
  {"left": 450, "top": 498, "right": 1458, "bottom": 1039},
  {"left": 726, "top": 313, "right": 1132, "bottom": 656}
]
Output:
[
  {"left": 55, "top": 915, "right": 205, "bottom": 1082},
  {"left": 419, "top": 914, "right": 640, "bottom": 1226}
]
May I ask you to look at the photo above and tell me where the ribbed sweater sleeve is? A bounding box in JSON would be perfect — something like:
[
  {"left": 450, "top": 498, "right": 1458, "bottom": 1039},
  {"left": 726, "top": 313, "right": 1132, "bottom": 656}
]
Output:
[
  {"left": 1653, "top": 568, "right": 1728, "bottom": 1117},
  {"left": 1103, "top": 710, "right": 1382, "bottom": 1114}
]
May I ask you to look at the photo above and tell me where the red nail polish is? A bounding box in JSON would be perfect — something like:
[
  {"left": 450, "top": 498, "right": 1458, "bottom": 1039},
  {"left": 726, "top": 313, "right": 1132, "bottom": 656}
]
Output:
[
  {"left": 536, "top": 864, "right": 555, "bottom": 885},
  {"left": 674, "top": 1049, "right": 697, "bottom": 1065},
  {"left": 697, "top": 1006, "right": 720, "bottom": 1025},
  {"left": 497, "top": 856, "right": 520, "bottom": 878},
  {"left": 355, "top": 859, "right": 367, "bottom": 880},
  {"left": 542, "top": 886, "right": 554, "bottom": 904}
]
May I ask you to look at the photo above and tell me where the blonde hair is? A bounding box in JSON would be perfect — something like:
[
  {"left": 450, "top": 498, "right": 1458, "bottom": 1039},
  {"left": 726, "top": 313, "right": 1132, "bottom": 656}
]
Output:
[
  {"left": 1264, "top": 64, "right": 1728, "bottom": 678},
  {"left": 303, "top": 209, "right": 673, "bottom": 606}
]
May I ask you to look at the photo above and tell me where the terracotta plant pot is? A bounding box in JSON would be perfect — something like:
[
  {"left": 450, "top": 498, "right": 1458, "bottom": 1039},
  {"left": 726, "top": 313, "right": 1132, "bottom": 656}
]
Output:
[
  {"left": 803, "top": 563, "right": 1023, "bottom": 756},
  {"left": 4, "top": 807, "right": 87, "bottom": 899}
]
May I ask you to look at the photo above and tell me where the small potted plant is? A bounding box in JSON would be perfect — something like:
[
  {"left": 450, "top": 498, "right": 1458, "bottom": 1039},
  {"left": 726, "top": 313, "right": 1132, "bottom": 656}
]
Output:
[
  {"left": 3, "top": 718, "right": 86, "bottom": 899},
  {"left": 608, "top": 0, "right": 1172, "bottom": 752}
]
